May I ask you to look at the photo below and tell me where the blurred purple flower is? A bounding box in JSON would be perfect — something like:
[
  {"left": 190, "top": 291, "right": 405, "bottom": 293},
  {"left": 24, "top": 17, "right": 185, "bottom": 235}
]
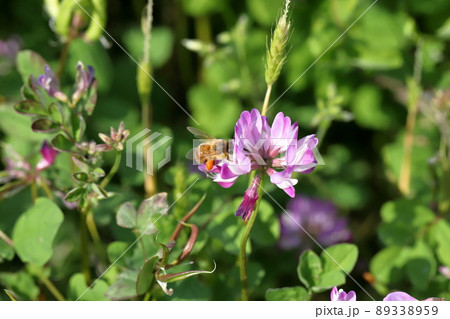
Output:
[
  {"left": 384, "top": 292, "right": 444, "bottom": 301},
  {"left": 36, "top": 141, "right": 58, "bottom": 171},
  {"left": 0, "top": 35, "right": 21, "bottom": 74},
  {"left": 201, "top": 109, "right": 318, "bottom": 220},
  {"left": 0, "top": 36, "right": 21, "bottom": 59},
  {"left": 72, "top": 61, "right": 95, "bottom": 103},
  {"left": 37, "top": 65, "right": 68, "bottom": 102},
  {"left": 383, "top": 292, "right": 417, "bottom": 301},
  {"left": 279, "top": 196, "right": 352, "bottom": 250},
  {"left": 331, "top": 287, "right": 356, "bottom": 301}
]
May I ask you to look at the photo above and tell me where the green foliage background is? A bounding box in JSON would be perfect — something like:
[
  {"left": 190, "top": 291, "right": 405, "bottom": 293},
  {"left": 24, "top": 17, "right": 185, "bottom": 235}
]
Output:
[{"left": 0, "top": 0, "right": 449, "bottom": 301}]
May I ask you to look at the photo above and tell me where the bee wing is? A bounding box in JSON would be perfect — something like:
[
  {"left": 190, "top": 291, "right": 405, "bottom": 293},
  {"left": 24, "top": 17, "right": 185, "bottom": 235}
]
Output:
[
  {"left": 186, "top": 148, "right": 195, "bottom": 160},
  {"left": 187, "top": 126, "right": 216, "bottom": 139}
]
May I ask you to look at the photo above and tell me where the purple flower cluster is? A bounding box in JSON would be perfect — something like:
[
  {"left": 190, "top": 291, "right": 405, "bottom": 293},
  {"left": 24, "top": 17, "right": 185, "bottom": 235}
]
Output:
[
  {"left": 37, "top": 65, "right": 68, "bottom": 103},
  {"left": 279, "top": 196, "right": 352, "bottom": 250},
  {"left": 331, "top": 286, "right": 356, "bottom": 301},
  {"left": 330, "top": 287, "right": 444, "bottom": 301},
  {"left": 203, "top": 109, "right": 318, "bottom": 220},
  {"left": 37, "top": 61, "right": 94, "bottom": 105}
]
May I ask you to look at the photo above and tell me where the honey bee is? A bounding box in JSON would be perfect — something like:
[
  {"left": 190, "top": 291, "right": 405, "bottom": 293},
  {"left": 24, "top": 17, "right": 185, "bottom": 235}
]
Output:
[{"left": 186, "top": 127, "right": 233, "bottom": 171}]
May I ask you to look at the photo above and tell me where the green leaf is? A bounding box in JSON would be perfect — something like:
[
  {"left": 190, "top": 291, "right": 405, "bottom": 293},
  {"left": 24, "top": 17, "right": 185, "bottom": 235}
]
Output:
[
  {"left": 136, "top": 256, "right": 158, "bottom": 295},
  {"left": 181, "top": 0, "right": 225, "bottom": 16},
  {"left": 321, "top": 243, "right": 358, "bottom": 274},
  {"left": 15, "top": 50, "right": 47, "bottom": 84},
  {"left": 380, "top": 200, "right": 435, "bottom": 226},
  {"left": 51, "top": 134, "right": 73, "bottom": 152},
  {"left": 116, "top": 202, "right": 137, "bottom": 229},
  {"left": 430, "top": 220, "right": 450, "bottom": 267},
  {"left": 122, "top": 27, "right": 174, "bottom": 68},
  {"left": 12, "top": 198, "right": 64, "bottom": 266},
  {"left": 297, "top": 250, "right": 322, "bottom": 289},
  {"left": 14, "top": 100, "right": 47, "bottom": 116},
  {"left": 370, "top": 246, "right": 409, "bottom": 286},
  {"left": 378, "top": 223, "right": 415, "bottom": 246},
  {"left": 0, "top": 272, "right": 39, "bottom": 300},
  {"left": 0, "top": 239, "right": 14, "bottom": 261},
  {"left": 31, "top": 118, "right": 60, "bottom": 133},
  {"left": 65, "top": 187, "right": 86, "bottom": 202},
  {"left": 351, "top": 85, "right": 395, "bottom": 130},
  {"left": 73, "top": 172, "right": 89, "bottom": 183},
  {"left": 72, "top": 113, "right": 86, "bottom": 142},
  {"left": 107, "top": 241, "right": 134, "bottom": 268},
  {"left": 67, "top": 273, "right": 108, "bottom": 301},
  {"left": 252, "top": 199, "right": 280, "bottom": 246},
  {"left": 105, "top": 269, "right": 139, "bottom": 300},
  {"left": 265, "top": 286, "right": 311, "bottom": 301},
  {"left": 246, "top": 0, "right": 283, "bottom": 26},
  {"left": 48, "top": 103, "right": 63, "bottom": 123},
  {"left": 312, "top": 270, "right": 346, "bottom": 293},
  {"left": 188, "top": 85, "right": 241, "bottom": 137},
  {"left": 136, "top": 193, "right": 168, "bottom": 234},
  {"left": 405, "top": 241, "right": 436, "bottom": 291},
  {"left": 116, "top": 193, "right": 169, "bottom": 234},
  {"left": 378, "top": 200, "right": 435, "bottom": 246}
]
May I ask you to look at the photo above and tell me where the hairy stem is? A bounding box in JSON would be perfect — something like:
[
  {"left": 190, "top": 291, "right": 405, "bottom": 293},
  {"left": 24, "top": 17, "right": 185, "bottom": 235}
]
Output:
[{"left": 239, "top": 175, "right": 264, "bottom": 301}]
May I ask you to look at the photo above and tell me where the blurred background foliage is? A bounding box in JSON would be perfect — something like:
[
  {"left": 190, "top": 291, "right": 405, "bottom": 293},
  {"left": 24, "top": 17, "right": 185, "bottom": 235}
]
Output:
[{"left": 0, "top": 0, "right": 449, "bottom": 300}]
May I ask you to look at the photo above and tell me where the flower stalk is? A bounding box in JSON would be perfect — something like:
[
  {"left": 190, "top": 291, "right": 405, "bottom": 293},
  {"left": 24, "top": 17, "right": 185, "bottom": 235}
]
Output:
[
  {"left": 100, "top": 151, "right": 121, "bottom": 189},
  {"left": 239, "top": 173, "right": 264, "bottom": 301}
]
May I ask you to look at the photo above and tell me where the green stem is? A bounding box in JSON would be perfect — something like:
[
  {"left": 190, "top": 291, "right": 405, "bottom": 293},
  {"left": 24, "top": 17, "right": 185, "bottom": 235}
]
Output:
[
  {"left": 440, "top": 161, "right": 450, "bottom": 215},
  {"left": 316, "top": 119, "right": 331, "bottom": 147},
  {"left": 0, "top": 230, "right": 14, "bottom": 247},
  {"left": 143, "top": 291, "right": 151, "bottom": 301},
  {"left": 261, "top": 84, "right": 273, "bottom": 117},
  {"left": 30, "top": 182, "right": 38, "bottom": 204},
  {"left": 100, "top": 151, "right": 121, "bottom": 189},
  {"left": 80, "top": 210, "right": 91, "bottom": 284},
  {"left": 86, "top": 209, "right": 107, "bottom": 265},
  {"left": 399, "top": 80, "right": 420, "bottom": 196},
  {"left": 37, "top": 272, "right": 66, "bottom": 301},
  {"left": 239, "top": 174, "right": 264, "bottom": 301},
  {"left": 39, "top": 179, "right": 54, "bottom": 200},
  {"left": 56, "top": 39, "right": 71, "bottom": 79}
]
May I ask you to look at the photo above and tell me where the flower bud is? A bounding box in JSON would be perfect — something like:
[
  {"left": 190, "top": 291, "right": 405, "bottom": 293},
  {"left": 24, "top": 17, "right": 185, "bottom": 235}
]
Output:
[{"left": 235, "top": 173, "right": 262, "bottom": 221}]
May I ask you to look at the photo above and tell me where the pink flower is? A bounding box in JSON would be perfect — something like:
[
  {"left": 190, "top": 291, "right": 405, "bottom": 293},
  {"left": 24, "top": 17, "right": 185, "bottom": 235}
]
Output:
[
  {"left": 36, "top": 141, "right": 58, "bottom": 171},
  {"left": 203, "top": 109, "right": 318, "bottom": 220},
  {"left": 331, "top": 287, "right": 356, "bottom": 301}
]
